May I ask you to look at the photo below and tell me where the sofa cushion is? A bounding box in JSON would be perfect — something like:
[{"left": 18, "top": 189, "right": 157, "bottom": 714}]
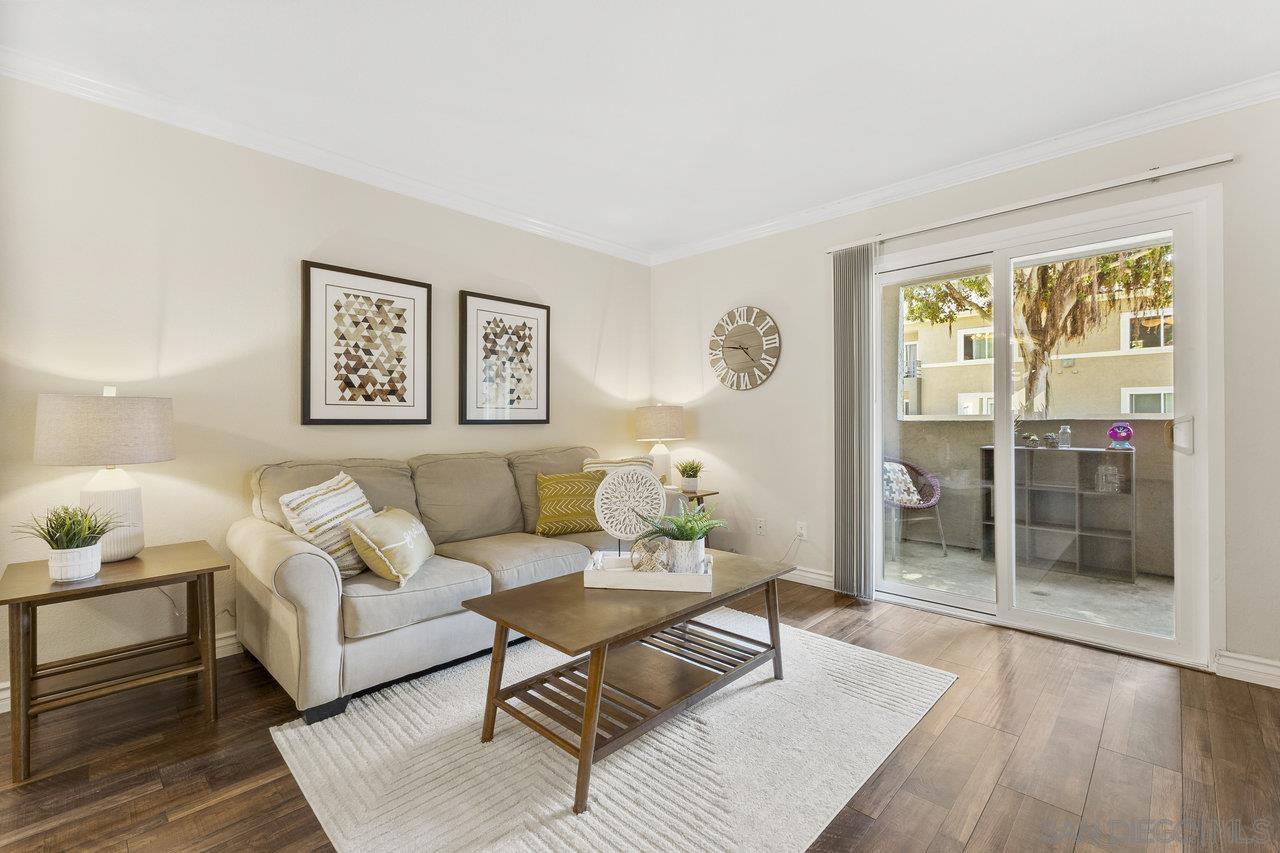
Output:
[
  {"left": 341, "top": 555, "right": 491, "bottom": 639},
  {"left": 435, "top": 532, "right": 588, "bottom": 592},
  {"left": 253, "top": 459, "right": 417, "bottom": 530},
  {"left": 507, "top": 446, "right": 597, "bottom": 533},
  {"left": 555, "top": 530, "right": 633, "bottom": 552},
  {"left": 408, "top": 452, "right": 523, "bottom": 544}
]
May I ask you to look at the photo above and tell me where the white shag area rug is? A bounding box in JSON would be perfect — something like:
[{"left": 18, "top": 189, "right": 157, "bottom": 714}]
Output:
[{"left": 272, "top": 609, "right": 955, "bottom": 853}]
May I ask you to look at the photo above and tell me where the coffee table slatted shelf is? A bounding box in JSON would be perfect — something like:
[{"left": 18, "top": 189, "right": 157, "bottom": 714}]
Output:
[{"left": 496, "top": 619, "right": 773, "bottom": 757}]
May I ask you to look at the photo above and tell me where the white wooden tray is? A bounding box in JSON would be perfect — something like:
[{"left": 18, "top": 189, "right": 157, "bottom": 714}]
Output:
[{"left": 582, "top": 553, "right": 713, "bottom": 592}]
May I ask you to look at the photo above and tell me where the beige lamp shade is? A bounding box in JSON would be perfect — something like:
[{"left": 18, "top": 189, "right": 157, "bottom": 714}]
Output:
[
  {"left": 634, "top": 405, "right": 685, "bottom": 441},
  {"left": 34, "top": 394, "right": 175, "bottom": 466}
]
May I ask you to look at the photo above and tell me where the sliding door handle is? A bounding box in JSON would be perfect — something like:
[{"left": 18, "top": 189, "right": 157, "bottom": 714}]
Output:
[{"left": 1165, "top": 415, "right": 1194, "bottom": 455}]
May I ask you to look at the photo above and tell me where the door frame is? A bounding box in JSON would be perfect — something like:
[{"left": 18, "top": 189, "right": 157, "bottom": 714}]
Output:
[{"left": 872, "top": 186, "right": 1224, "bottom": 668}]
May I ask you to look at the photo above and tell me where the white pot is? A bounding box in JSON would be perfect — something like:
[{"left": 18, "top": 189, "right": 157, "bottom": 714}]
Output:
[
  {"left": 668, "top": 538, "right": 706, "bottom": 574},
  {"left": 48, "top": 542, "right": 102, "bottom": 583},
  {"left": 681, "top": 477, "right": 699, "bottom": 493}
]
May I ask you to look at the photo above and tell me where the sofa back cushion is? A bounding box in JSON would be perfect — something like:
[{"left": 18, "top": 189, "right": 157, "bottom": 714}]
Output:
[
  {"left": 252, "top": 459, "right": 418, "bottom": 529},
  {"left": 409, "top": 452, "right": 523, "bottom": 544},
  {"left": 507, "top": 446, "right": 597, "bottom": 532}
]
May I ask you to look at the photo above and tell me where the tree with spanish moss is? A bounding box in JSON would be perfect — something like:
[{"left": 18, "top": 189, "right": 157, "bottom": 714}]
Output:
[{"left": 902, "top": 245, "right": 1172, "bottom": 417}]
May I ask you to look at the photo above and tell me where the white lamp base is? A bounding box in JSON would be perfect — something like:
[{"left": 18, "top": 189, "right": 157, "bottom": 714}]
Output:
[
  {"left": 648, "top": 442, "right": 672, "bottom": 485},
  {"left": 80, "top": 467, "right": 145, "bottom": 562}
]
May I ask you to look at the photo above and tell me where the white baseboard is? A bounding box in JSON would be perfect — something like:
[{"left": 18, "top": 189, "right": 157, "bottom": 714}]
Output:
[
  {"left": 0, "top": 629, "right": 243, "bottom": 705},
  {"left": 786, "top": 565, "right": 835, "bottom": 590},
  {"left": 1215, "top": 650, "right": 1280, "bottom": 689}
]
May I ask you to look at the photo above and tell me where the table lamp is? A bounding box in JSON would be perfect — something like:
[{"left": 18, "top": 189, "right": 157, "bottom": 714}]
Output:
[
  {"left": 634, "top": 404, "right": 684, "bottom": 485},
  {"left": 33, "top": 388, "right": 175, "bottom": 562}
]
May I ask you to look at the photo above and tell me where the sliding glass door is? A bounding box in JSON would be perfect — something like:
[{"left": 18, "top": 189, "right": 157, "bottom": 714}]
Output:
[
  {"left": 991, "top": 213, "right": 1208, "bottom": 663},
  {"left": 878, "top": 257, "right": 997, "bottom": 614},
  {"left": 875, "top": 194, "right": 1215, "bottom": 666}
]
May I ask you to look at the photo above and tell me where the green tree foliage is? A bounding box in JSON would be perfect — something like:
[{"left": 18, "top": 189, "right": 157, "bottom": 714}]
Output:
[{"left": 902, "top": 245, "right": 1172, "bottom": 416}]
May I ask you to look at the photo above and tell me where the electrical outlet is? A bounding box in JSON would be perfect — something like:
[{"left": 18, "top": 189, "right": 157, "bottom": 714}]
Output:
[
  {"left": 754, "top": 518, "right": 767, "bottom": 536},
  {"left": 796, "top": 521, "right": 808, "bottom": 540}
]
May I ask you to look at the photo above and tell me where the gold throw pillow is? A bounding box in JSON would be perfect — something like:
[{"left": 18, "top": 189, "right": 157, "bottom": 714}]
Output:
[
  {"left": 535, "top": 470, "right": 605, "bottom": 536},
  {"left": 349, "top": 508, "right": 434, "bottom": 586}
]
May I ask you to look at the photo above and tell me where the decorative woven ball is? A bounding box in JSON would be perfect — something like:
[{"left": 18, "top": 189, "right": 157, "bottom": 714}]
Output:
[
  {"left": 594, "top": 468, "right": 666, "bottom": 541},
  {"left": 630, "top": 538, "right": 671, "bottom": 573}
]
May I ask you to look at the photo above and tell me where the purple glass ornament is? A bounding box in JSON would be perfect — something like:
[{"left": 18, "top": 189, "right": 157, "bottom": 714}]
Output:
[{"left": 1108, "top": 421, "right": 1134, "bottom": 450}]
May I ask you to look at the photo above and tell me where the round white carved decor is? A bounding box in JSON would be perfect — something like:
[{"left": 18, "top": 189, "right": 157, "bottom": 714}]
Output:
[{"left": 594, "top": 468, "right": 666, "bottom": 540}]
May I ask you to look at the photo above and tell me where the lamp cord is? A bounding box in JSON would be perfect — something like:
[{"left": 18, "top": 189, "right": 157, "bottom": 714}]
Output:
[{"left": 155, "top": 587, "right": 234, "bottom": 621}]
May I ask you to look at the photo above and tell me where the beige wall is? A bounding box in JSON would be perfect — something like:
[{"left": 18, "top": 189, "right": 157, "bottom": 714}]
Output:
[
  {"left": 652, "top": 98, "right": 1280, "bottom": 662},
  {"left": 0, "top": 78, "right": 651, "bottom": 674}
]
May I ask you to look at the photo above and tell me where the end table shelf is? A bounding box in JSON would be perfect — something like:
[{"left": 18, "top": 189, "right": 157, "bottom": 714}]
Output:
[{"left": 1, "top": 541, "right": 229, "bottom": 782}]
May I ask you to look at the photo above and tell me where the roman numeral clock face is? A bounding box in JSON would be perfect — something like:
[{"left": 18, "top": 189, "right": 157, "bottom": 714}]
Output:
[{"left": 707, "top": 305, "right": 781, "bottom": 391}]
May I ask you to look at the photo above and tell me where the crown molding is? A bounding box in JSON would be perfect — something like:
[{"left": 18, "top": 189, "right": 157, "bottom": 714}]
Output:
[
  {"left": 4, "top": 46, "right": 1279, "bottom": 269},
  {"left": 649, "top": 71, "right": 1280, "bottom": 265},
  {"left": 0, "top": 47, "right": 653, "bottom": 266}
]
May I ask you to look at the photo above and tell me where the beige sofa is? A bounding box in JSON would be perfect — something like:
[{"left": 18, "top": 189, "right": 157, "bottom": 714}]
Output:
[{"left": 226, "top": 446, "right": 671, "bottom": 722}]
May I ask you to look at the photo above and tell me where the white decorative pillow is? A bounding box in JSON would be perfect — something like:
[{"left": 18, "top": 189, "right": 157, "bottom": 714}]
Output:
[
  {"left": 279, "top": 472, "right": 375, "bottom": 578},
  {"left": 582, "top": 455, "right": 654, "bottom": 474},
  {"left": 883, "top": 462, "right": 924, "bottom": 507}
]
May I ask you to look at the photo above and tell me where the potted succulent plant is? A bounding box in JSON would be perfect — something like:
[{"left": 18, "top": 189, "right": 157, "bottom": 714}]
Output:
[
  {"left": 635, "top": 501, "right": 727, "bottom": 573},
  {"left": 14, "top": 506, "right": 122, "bottom": 582},
  {"left": 675, "top": 459, "right": 704, "bottom": 493}
]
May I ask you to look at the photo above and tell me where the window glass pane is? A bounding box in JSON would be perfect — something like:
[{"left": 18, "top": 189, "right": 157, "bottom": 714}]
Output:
[
  {"left": 1130, "top": 393, "right": 1163, "bottom": 413},
  {"left": 963, "top": 331, "right": 993, "bottom": 360},
  {"left": 1129, "top": 316, "right": 1164, "bottom": 349}
]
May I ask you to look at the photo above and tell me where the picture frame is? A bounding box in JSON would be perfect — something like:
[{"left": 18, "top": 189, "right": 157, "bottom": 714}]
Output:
[
  {"left": 458, "top": 290, "right": 550, "bottom": 425},
  {"left": 301, "top": 260, "right": 432, "bottom": 425}
]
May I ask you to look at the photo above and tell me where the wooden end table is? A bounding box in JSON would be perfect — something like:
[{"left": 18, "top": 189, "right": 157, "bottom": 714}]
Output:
[
  {"left": 462, "top": 549, "right": 793, "bottom": 814},
  {"left": 680, "top": 488, "right": 719, "bottom": 507},
  {"left": 0, "top": 540, "right": 229, "bottom": 782}
]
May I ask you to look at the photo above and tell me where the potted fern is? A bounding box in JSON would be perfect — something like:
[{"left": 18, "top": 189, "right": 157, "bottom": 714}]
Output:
[
  {"left": 675, "top": 459, "right": 704, "bottom": 493},
  {"left": 14, "top": 506, "right": 122, "bottom": 582},
  {"left": 635, "top": 501, "right": 727, "bottom": 573}
]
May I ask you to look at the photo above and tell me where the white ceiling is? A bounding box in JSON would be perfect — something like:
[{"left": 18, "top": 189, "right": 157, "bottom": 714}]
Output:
[{"left": 3, "top": 1, "right": 1280, "bottom": 263}]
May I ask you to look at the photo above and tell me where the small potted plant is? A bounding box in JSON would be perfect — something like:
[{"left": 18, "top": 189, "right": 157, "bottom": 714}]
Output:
[
  {"left": 635, "top": 501, "right": 727, "bottom": 573},
  {"left": 14, "top": 506, "right": 122, "bottom": 582},
  {"left": 675, "top": 459, "right": 704, "bottom": 493}
]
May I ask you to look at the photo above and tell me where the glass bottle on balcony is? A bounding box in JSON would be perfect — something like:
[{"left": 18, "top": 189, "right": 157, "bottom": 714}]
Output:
[{"left": 1058, "top": 425, "right": 1072, "bottom": 449}]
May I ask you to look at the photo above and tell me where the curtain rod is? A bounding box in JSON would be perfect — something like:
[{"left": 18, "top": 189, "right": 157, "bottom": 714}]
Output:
[{"left": 825, "top": 153, "right": 1234, "bottom": 254}]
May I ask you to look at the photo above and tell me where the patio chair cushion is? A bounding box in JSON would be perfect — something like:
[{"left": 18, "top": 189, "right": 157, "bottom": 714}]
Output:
[{"left": 883, "top": 462, "right": 926, "bottom": 507}]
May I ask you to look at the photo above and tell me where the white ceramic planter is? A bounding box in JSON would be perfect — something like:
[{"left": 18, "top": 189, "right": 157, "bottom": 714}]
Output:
[
  {"left": 681, "top": 477, "right": 699, "bottom": 493},
  {"left": 48, "top": 542, "right": 102, "bottom": 583},
  {"left": 667, "top": 538, "right": 706, "bottom": 574}
]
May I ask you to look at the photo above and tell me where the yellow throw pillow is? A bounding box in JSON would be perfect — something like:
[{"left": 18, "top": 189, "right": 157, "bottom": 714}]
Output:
[
  {"left": 535, "top": 470, "right": 605, "bottom": 536},
  {"left": 349, "top": 508, "right": 434, "bottom": 586}
]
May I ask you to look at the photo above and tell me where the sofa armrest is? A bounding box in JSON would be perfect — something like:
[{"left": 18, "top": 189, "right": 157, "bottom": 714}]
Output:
[
  {"left": 227, "top": 517, "right": 342, "bottom": 607},
  {"left": 226, "top": 517, "right": 343, "bottom": 710}
]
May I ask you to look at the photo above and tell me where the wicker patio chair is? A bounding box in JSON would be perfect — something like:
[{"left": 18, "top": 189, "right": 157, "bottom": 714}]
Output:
[{"left": 883, "top": 457, "right": 947, "bottom": 558}]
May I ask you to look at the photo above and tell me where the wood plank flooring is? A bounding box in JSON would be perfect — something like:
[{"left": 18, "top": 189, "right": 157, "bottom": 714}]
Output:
[{"left": 1, "top": 580, "right": 1277, "bottom": 851}]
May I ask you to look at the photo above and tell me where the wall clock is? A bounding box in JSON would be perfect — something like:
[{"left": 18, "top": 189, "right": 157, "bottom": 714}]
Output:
[{"left": 708, "top": 305, "right": 781, "bottom": 391}]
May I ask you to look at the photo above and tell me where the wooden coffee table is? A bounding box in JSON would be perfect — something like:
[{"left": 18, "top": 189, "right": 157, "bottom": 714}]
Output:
[{"left": 462, "top": 549, "right": 794, "bottom": 814}]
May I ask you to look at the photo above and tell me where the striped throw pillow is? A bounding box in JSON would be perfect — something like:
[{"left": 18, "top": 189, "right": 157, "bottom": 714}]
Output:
[
  {"left": 535, "top": 470, "right": 606, "bottom": 536},
  {"left": 279, "top": 472, "right": 375, "bottom": 578},
  {"left": 581, "top": 455, "right": 654, "bottom": 474}
]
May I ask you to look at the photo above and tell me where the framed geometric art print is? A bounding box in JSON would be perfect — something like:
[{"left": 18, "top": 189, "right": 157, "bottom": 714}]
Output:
[
  {"left": 301, "top": 261, "right": 432, "bottom": 425},
  {"left": 458, "top": 291, "right": 550, "bottom": 424}
]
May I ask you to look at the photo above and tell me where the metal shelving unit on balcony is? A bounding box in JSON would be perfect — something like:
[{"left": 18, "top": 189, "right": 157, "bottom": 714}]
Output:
[{"left": 979, "top": 445, "right": 1138, "bottom": 581}]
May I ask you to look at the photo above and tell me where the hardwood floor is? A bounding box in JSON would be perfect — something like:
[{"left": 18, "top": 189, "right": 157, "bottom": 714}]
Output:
[{"left": 1, "top": 580, "right": 1276, "bottom": 851}]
